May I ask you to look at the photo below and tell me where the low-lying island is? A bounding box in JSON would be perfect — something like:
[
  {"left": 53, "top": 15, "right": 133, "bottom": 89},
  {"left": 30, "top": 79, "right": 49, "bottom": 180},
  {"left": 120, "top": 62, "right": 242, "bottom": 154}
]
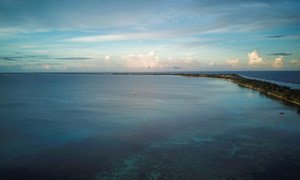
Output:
[{"left": 178, "top": 73, "right": 300, "bottom": 108}]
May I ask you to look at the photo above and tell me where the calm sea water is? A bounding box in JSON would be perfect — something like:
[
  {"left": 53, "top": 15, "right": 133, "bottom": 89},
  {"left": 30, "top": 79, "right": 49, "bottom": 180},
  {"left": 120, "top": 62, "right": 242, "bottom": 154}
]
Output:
[{"left": 0, "top": 74, "right": 300, "bottom": 179}]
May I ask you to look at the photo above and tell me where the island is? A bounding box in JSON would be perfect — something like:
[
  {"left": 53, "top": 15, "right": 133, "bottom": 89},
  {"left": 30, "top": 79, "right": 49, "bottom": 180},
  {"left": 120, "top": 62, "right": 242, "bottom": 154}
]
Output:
[{"left": 177, "top": 73, "right": 300, "bottom": 108}]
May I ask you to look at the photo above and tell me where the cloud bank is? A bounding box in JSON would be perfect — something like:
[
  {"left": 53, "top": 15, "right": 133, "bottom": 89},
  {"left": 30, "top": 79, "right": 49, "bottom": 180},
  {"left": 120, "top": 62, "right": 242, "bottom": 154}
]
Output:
[
  {"left": 226, "top": 59, "right": 240, "bottom": 67},
  {"left": 121, "top": 52, "right": 161, "bottom": 70}
]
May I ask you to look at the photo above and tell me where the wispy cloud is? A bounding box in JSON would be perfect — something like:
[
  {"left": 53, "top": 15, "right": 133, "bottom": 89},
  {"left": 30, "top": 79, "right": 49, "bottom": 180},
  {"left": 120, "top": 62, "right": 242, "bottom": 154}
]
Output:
[
  {"left": 0, "top": 55, "right": 49, "bottom": 61},
  {"left": 54, "top": 57, "right": 92, "bottom": 60},
  {"left": 268, "top": 53, "right": 292, "bottom": 56},
  {"left": 65, "top": 33, "right": 160, "bottom": 42},
  {"left": 0, "top": 56, "right": 20, "bottom": 61},
  {"left": 0, "top": 55, "right": 92, "bottom": 61},
  {"left": 64, "top": 30, "right": 195, "bottom": 43},
  {"left": 266, "top": 35, "right": 283, "bottom": 38}
]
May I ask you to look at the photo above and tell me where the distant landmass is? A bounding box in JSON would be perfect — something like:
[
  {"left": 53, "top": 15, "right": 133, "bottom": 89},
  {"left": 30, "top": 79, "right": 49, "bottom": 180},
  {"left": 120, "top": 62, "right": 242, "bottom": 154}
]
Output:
[{"left": 178, "top": 73, "right": 300, "bottom": 108}]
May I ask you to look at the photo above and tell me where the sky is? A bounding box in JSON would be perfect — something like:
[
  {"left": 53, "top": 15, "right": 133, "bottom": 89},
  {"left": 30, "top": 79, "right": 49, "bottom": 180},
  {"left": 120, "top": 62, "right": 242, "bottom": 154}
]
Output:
[{"left": 0, "top": 0, "right": 300, "bottom": 72}]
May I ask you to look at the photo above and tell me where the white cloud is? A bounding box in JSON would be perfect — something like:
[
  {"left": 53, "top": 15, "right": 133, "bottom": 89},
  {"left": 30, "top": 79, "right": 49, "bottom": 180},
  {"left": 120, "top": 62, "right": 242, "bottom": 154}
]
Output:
[
  {"left": 43, "top": 64, "right": 51, "bottom": 69},
  {"left": 248, "top": 50, "right": 263, "bottom": 65},
  {"left": 160, "top": 57, "right": 202, "bottom": 70},
  {"left": 209, "top": 62, "right": 215, "bottom": 66},
  {"left": 120, "top": 52, "right": 203, "bottom": 70},
  {"left": 226, "top": 58, "right": 240, "bottom": 67},
  {"left": 290, "top": 59, "right": 300, "bottom": 67},
  {"left": 121, "top": 52, "right": 162, "bottom": 70},
  {"left": 105, "top": 55, "right": 110, "bottom": 60},
  {"left": 149, "top": 51, "right": 154, "bottom": 56},
  {"left": 273, "top": 56, "right": 284, "bottom": 69}
]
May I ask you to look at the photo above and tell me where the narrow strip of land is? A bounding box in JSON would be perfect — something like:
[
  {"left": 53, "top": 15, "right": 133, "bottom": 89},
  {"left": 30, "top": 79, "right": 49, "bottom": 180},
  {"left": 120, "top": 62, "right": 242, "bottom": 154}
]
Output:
[{"left": 177, "top": 73, "right": 300, "bottom": 107}]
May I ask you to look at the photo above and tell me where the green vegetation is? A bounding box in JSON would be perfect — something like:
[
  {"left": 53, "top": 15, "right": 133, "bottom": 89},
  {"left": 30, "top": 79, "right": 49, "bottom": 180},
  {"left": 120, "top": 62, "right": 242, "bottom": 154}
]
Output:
[{"left": 178, "top": 73, "right": 300, "bottom": 107}]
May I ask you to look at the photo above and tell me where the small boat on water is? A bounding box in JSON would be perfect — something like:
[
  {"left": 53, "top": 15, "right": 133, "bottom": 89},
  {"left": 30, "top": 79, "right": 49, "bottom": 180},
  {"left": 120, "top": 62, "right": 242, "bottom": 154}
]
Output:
[{"left": 132, "top": 90, "right": 137, "bottom": 95}]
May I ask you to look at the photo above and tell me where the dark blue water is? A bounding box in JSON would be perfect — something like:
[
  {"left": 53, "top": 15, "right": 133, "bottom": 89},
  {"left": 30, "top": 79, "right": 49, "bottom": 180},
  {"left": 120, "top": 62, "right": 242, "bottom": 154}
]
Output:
[{"left": 0, "top": 74, "right": 300, "bottom": 179}]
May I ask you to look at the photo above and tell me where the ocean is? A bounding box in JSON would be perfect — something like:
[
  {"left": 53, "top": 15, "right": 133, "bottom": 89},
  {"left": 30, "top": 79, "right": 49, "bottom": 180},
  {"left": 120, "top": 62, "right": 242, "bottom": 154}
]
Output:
[{"left": 0, "top": 73, "right": 300, "bottom": 179}]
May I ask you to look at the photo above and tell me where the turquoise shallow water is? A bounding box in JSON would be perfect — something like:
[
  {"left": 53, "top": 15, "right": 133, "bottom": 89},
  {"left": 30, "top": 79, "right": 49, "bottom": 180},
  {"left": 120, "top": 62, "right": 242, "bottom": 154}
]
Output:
[{"left": 0, "top": 74, "right": 299, "bottom": 179}]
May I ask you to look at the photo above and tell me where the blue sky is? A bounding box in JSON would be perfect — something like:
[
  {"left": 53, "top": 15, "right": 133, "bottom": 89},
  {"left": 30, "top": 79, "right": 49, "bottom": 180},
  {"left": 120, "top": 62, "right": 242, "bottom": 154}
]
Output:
[{"left": 0, "top": 0, "right": 300, "bottom": 72}]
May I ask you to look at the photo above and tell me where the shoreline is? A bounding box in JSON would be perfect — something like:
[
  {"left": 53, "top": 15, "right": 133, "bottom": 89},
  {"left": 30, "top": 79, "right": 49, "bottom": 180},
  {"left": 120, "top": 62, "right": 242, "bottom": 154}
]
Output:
[
  {"left": 232, "top": 80, "right": 300, "bottom": 106},
  {"left": 177, "top": 73, "right": 300, "bottom": 108}
]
